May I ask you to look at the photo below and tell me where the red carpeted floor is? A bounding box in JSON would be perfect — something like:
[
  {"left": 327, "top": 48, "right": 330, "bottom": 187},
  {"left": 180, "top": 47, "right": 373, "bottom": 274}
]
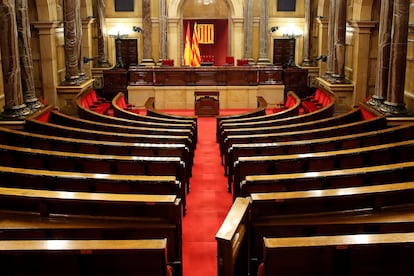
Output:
[
  {"left": 160, "top": 109, "right": 252, "bottom": 276},
  {"left": 182, "top": 115, "right": 232, "bottom": 276}
]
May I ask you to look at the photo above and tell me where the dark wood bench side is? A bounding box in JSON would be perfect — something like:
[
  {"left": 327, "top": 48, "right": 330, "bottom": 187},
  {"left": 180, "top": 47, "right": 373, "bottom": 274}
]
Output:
[
  {"left": 216, "top": 197, "right": 250, "bottom": 276},
  {"left": 260, "top": 233, "right": 414, "bottom": 276},
  {"left": 0, "top": 239, "right": 173, "bottom": 276}
]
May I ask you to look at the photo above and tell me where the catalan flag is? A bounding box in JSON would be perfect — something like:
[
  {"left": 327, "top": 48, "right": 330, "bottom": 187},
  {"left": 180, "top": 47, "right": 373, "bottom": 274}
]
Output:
[
  {"left": 183, "top": 23, "right": 192, "bottom": 66},
  {"left": 191, "top": 22, "right": 201, "bottom": 67}
]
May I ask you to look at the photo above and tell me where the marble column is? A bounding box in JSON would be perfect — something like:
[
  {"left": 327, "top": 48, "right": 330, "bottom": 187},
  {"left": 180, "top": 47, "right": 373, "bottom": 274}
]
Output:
[
  {"left": 95, "top": 0, "right": 110, "bottom": 68},
  {"left": 380, "top": 0, "right": 409, "bottom": 115},
  {"left": 257, "top": 0, "right": 270, "bottom": 64},
  {"left": 323, "top": 0, "right": 335, "bottom": 79},
  {"left": 158, "top": 0, "right": 168, "bottom": 63},
  {"left": 62, "top": 0, "right": 81, "bottom": 85},
  {"left": 141, "top": 0, "right": 154, "bottom": 65},
  {"left": 331, "top": 0, "right": 346, "bottom": 82},
  {"left": 369, "top": 0, "right": 393, "bottom": 108},
  {"left": 243, "top": 0, "right": 253, "bottom": 63},
  {"left": 301, "top": 0, "right": 316, "bottom": 66},
  {"left": 76, "top": 0, "right": 84, "bottom": 80},
  {"left": 33, "top": 22, "right": 61, "bottom": 107},
  {"left": 16, "top": 0, "right": 42, "bottom": 112},
  {"left": 0, "top": 0, "right": 30, "bottom": 119}
]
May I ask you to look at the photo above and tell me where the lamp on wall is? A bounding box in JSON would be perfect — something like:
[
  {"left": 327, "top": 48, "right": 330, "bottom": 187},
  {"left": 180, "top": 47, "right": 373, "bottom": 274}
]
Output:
[
  {"left": 108, "top": 26, "right": 129, "bottom": 69},
  {"left": 132, "top": 26, "right": 142, "bottom": 33},
  {"left": 270, "top": 26, "right": 279, "bottom": 33}
]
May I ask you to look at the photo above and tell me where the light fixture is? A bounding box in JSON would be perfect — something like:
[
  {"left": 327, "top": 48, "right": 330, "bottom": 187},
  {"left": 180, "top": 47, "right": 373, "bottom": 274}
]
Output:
[
  {"left": 270, "top": 26, "right": 279, "bottom": 33},
  {"left": 197, "top": 0, "right": 214, "bottom": 5},
  {"left": 132, "top": 26, "right": 142, "bottom": 33},
  {"left": 108, "top": 26, "right": 129, "bottom": 69},
  {"left": 316, "top": 55, "right": 327, "bottom": 62}
]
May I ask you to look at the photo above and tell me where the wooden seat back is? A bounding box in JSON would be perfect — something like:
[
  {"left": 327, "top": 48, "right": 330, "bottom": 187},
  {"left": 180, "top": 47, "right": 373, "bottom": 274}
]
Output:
[
  {"left": 260, "top": 233, "right": 414, "bottom": 276},
  {"left": 0, "top": 239, "right": 173, "bottom": 276},
  {"left": 231, "top": 139, "right": 414, "bottom": 196}
]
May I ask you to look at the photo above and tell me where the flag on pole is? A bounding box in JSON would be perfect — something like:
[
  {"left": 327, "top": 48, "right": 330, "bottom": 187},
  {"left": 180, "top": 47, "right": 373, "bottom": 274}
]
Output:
[
  {"left": 183, "top": 23, "right": 192, "bottom": 66},
  {"left": 191, "top": 22, "right": 201, "bottom": 67}
]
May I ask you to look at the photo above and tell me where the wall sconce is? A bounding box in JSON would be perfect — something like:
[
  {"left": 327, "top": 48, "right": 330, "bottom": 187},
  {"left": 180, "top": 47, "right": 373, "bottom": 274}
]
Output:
[
  {"left": 132, "top": 26, "right": 142, "bottom": 33},
  {"left": 108, "top": 26, "right": 129, "bottom": 69},
  {"left": 83, "top": 57, "right": 95, "bottom": 64},
  {"left": 280, "top": 24, "right": 303, "bottom": 39},
  {"left": 270, "top": 26, "right": 279, "bottom": 33},
  {"left": 316, "top": 55, "right": 328, "bottom": 62}
]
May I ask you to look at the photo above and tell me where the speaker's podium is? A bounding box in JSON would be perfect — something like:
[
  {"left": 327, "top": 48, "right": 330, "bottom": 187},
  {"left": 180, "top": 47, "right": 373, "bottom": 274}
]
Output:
[{"left": 194, "top": 91, "right": 219, "bottom": 116}]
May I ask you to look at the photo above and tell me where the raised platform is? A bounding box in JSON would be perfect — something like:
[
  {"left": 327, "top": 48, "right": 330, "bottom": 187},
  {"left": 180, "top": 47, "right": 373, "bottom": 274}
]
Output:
[{"left": 128, "top": 85, "right": 285, "bottom": 110}]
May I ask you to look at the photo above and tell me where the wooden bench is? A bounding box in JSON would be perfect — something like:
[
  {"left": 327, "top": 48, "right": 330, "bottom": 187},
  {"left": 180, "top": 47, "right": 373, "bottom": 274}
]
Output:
[
  {"left": 49, "top": 108, "right": 197, "bottom": 146},
  {"left": 221, "top": 114, "right": 388, "bottom": 162},
  {"left": 0, "top": 143, "right": 189, "bottom": 195},
  {"left": 218, "top": 107, "right": 367, "bottom": 151},
  {"left": 24, "top": 117, "right": 195, "bottom": 160},
  {"left": 226, "top": 123, "right": 414, "bottom": 177},
  {"left": 216, "top": 91, "right": 302, "bottom": 142},
  {"left": 260, "top": 232, "right": 414, "bottom": 276},
  {"left": 0, "top": 126, "right": 192, "bottom": 174},
  {"left": 0, "top": 239, "right": 174, "bottom": 276},
  {"left": 217, "top": 90, "right": 335, "bottom": 142},
  {"left": 240, "top": 160, "right": 414, "bottom": 197},
  {"left": 0, "top": 165, "right": 187, "bottom": 211},
  {"left": 231, "top": 139, "right": 414, "bottom": 195},
  {"left": 0, "top": 187, "right": 182, "bottom": 274},
  {"left": 76, "top": 90, "right": 197, "bottom": 134},
  {"left": 217, "top": 181, "right": 414, "bottom": 276},
  {"left": 111, "top": 92, "right": 197, "bottom": 126}
]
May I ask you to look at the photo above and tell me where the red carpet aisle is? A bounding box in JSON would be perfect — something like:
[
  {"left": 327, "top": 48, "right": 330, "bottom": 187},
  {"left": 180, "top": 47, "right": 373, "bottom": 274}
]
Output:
[{"left": 182, "top": 116, "right": 233, "bottom": 276}]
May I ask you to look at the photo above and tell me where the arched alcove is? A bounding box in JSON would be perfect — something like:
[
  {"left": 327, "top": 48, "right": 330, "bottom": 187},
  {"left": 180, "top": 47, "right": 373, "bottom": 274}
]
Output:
[
  {"left": 182, "top": 0, "right": 229, "bottom": 65},
  {"left": 168, "top": 0, "right": 244, "bottom": 65}
]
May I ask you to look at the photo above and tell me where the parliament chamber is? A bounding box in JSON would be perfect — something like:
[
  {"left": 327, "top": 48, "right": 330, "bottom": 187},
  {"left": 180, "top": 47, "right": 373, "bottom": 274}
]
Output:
[{"left": 1, "top": 0, "right": 414, "bottom": 276}]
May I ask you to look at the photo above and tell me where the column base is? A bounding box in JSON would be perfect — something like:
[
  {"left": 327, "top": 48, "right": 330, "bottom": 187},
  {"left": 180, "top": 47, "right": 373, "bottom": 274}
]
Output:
[
  {"left": 96, "top": 60, "right": 112, "bottom": 68},
  {"left": 25, "top": 97, "right": 44, "bottom": 113},
  {"left": 301, "top": 59, "right": 316, "bottom": 67},
  {"left": 367, "top": 95, "right": 385, "bottom": 108},
  {"left": 379, "top": 101, "right": 410, "bottom": 116},
  {"left": 1, "top": 104, "right": 31, "bottom": 120},
  {"left": 256, "top": 57, "right": 271, "bottom": 65},
  {"left": 141, "top": 58, "right": 156, "bottom": 66}
]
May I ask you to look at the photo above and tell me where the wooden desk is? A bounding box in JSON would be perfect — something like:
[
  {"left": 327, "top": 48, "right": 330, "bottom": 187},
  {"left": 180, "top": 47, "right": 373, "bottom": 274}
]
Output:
[{"left": 195, "top": 91, "right": 219, "bottom": 116}]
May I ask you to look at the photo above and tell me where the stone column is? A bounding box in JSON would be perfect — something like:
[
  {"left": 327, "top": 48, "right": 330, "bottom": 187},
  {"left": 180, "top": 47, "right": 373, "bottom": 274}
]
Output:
[
  {"left": 16, "top": 0, "right": 42, "bottom": 112},
  {"left": 33, "top": 22, "right": 61, "bottom": 107},
  {"left": 0, "top": 0, "right": 30, "bottom": 119},
  {"left": 301, "top": 0, "right": 316, "bottom": 66},
  {"left": 331, "top": 0, "right": 346, "bottom": 82},
  {"left": 62, "top": 0, "right": 81, "bottom": 85},
  {"left": 257, "top": 0, "right": 270, "bottom": 64},
  {"left": 141, "top": 0, "right": 154, "bottom": 65},
  {"left": 350, "top": 21, "right": 377, "bottom": 106},
  {"left": 380, "top": 0, "right": 409, "bottom": 115},
  {"left": 95, "top": 0, "right": 110, "bottom": 67},
  {"left": 243, "top": 0, "right": 253, "bottom": 63},
  {"left": 158, "top": 0, "right": 168, "bottom": 63},
  {"left": 368, "top": 0, "right": 393, "bottom": 108},
  {"left": 324, "top": 0, "right": 335, "bottom": 79},
  {"left": 76, "top": 0, "right": 84, "bottom": 81},
  {"left": 316, "top": 16, "right": 329, "bottom": 76}
]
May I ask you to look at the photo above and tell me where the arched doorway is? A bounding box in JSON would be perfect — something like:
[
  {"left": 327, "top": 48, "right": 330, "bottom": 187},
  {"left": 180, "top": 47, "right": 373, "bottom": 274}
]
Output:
[
  {"left": 182, "top": 0, "right": 229, "bottom": 66},
  {"left": 168, "top": 0, "right": 243, "bottom": 66}
]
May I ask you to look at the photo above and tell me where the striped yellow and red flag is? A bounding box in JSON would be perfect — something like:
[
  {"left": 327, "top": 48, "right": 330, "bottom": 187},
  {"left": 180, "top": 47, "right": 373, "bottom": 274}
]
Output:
[
  {"left": 183, "top": 23, "right": 192, "bottom": 66},
  {"left": 191, "top": 22, "right": 201, "bottom": 67}
]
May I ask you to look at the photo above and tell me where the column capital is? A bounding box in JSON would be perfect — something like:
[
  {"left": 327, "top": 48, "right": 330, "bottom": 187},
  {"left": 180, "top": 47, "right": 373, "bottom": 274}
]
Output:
[
  {"left": 349, "top": 20, "right": 378, "bottom": 33},
  {"left": 32, "top": 21, "right": 62, "bottom": 33}
]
